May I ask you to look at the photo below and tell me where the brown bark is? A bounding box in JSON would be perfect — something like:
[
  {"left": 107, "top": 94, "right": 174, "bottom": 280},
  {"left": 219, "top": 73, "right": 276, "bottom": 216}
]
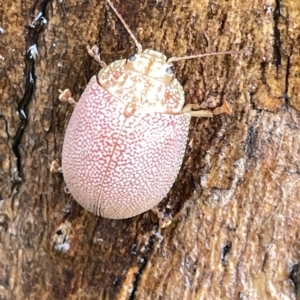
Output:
[{"left": 1, "top": 0, "right": 300, "bottom": 299}]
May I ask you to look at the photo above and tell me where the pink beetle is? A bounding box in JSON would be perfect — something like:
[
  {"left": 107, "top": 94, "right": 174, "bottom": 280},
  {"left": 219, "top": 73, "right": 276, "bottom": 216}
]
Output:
[{"left": 57, "top": 0, "right": 243, "bottom": 220}]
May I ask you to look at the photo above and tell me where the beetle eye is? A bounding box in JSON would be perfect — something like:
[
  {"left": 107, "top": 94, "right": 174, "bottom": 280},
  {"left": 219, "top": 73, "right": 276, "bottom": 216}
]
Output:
[
  {"left": 128, "top": 55, "right": 136, "bottom": 62},
  {"left": 166, "top": 67, "right": 173, "bottom": 75}
]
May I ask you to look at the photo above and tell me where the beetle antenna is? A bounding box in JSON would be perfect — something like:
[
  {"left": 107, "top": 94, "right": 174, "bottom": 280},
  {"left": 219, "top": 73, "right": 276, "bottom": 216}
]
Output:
[
  {"left": 167, "top": 50, "right": 245, "bottom": 63},
  {"left": 107, "top": 0, "right": 143, "bottom": 54}
]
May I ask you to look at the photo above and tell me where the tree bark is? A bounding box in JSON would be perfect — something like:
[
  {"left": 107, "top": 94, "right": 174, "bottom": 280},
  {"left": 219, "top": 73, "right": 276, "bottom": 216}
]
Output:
[{"left": 1, "top": 0, "right": 300, "bottom": 299}]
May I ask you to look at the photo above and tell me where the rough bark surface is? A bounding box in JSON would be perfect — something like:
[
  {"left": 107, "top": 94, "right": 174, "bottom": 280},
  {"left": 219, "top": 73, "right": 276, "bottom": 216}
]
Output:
[{"left": 1, "top": 0, "right": 300, "bottom": 299}]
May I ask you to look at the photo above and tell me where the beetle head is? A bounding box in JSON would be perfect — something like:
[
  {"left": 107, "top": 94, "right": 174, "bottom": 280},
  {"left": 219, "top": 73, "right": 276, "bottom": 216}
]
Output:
[{"left": 125, "top": 49, "right": 174, "bottom": 85}]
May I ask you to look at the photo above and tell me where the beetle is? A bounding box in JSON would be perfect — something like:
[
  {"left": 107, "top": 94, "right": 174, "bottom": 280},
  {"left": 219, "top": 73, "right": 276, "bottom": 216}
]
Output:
[{"left": 56, "top": 0, "right": 244, "bottom": 220}]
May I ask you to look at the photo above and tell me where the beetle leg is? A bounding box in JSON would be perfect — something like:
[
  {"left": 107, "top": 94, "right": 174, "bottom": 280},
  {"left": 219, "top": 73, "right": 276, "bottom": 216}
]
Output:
[
  {"left": 58, "top": 89, "right": 76, "bottom": 107},
  {"left": 151, "top": 206, "right": 172, "bottom": 228},
  {"left": 212, "top": 100, "right": 234, "bottom": 116},
  {"left": 50, "top": 160, "right": 62, "bottom": 173},
  {"left": 183, "top": 100, "right": 234, "bottom": 117},
  {"left": 182, "top": 103, "right": 213, "bottom": 118},
  {"left": 86, "top": 45, "right": 107, "bottom": 68},
  {"left": 50, "top": 162, "right": 71, "bottom": 195}
]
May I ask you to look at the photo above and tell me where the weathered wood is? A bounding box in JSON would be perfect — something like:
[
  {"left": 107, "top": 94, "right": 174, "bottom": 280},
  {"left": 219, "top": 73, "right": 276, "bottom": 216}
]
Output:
[{"left": 1, "top": 0, "right": 300, "bottom": 299}]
